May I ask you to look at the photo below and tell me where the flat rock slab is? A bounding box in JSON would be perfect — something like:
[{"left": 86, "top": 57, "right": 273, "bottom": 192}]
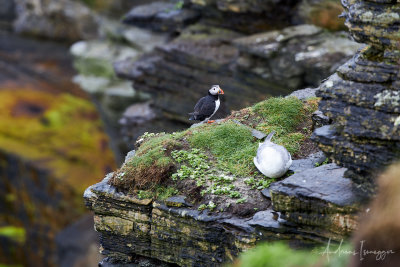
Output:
[
  {"left": 289, "top": 151, "right": 326, "bottom": 173},
  {"left": 270, "top": 163, "right": 364, "bottom": 210}
]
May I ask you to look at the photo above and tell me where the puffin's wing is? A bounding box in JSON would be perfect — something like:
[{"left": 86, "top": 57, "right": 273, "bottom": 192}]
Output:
[
  {"left": 195, "top": 96, "right": 215, "bottom": 117},
  {"left": 193, "top": 96, "right": 207, "bottom": 115}
]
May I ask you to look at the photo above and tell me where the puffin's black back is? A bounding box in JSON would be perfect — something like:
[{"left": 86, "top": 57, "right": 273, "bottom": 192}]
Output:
[{"left": 189, "top": 94, "right": 217, "bottom": 121}]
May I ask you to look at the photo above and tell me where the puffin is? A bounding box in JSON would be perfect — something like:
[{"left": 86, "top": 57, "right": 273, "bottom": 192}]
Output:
[
  {"left": 189, "top": 85, "right": 224, "bottom": 123},
  {"left": 253, "top": 131, "right": 292, "bottom": 178}
]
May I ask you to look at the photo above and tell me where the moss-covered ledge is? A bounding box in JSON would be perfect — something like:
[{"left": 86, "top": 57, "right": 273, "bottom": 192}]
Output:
[{"left": 84, "top": 95, "right": 366, "bottom": 266}]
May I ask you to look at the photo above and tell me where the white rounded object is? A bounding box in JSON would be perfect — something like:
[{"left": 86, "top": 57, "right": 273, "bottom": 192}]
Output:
[{"left": 253, "top": 132, "right": 292, "bottom": 178}]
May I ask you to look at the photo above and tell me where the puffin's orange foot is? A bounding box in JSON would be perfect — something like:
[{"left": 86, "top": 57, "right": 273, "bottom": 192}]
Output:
[{"left": 207, "top": 120, "right": 215, "bottom": 124}]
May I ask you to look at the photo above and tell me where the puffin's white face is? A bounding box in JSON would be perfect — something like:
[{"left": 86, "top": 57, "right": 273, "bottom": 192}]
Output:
[{"left": 209, "top": 85, "right": 224, "bottom": 95}]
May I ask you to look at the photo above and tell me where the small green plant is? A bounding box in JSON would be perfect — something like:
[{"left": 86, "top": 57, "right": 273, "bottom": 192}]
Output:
[
  {"left": 208, "top": 201, "right": 216, "bottom": 211},
  {"left": 315, "top": 157, "right": 330, "bottom": 167},
  {"left": 198, "top": 204, "right": 207, "bottom": 211},
  {"left": 174, "top": 0, "right": 184, "bottom": 10},
  {"left": 171, "top": 149, "right": 210, "bottom": 180},
  {"left": 0, "top": 226, "right": 26, "bottom": 244},
  {"left": 197, "top": 201, "right": 217, "bottom": 211},
  {"left": 244, "top": 177, "right": 275, "bottom": 190},
  {"left": 236, "top": 197, "right": 247, "bottom": 204},
  {"left": 137, "top": 190, "right": 153, "bottom": 200}
]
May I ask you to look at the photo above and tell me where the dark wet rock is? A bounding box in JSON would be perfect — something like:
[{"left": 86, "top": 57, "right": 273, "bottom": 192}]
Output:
[
  {"left": 312, "top": 0, "right": 400, "bottom": 196},
  {"left": 99, "top": 256, "right": 173, "bottom": 267},
  {"left": 0, "top": 0, "right": 15, "bottom": 29},
  {"left": 288, "top": 151, "right": 326, "bottom": 173},
  {"left": 312, "top": 110, "right": 331, "bottom": 129},
  {"left": 123, "top": 2, "right": 201, "bottom": 33},
  {"left": 260, "top": 189, "right": 271, "bottom": 199},
  {"left": 13, "top": 0, "right": 99, "bottom": 41},
  {"left": 288, "top": 87, "right": 318, "bottom": 101},
  {"left": 115, "top": 24, "right": 360, "bottom": 123},
  {"left": 270, "top": 164, "right": 366, "bottom": 239}
]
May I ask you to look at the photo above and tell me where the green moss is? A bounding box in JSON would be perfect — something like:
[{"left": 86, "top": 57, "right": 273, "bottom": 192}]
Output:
[
  {"left": 251, "top": 97, "right": 318, "bottom": 154},
  {"left": 128, "top": 134, "right": 178, "bottom": 169},
  {"left": 234, "top": 241, "right": 352, "bottom": 267},
  {"left": 0, "top": 226, "right": 26, "bottom": 244},
  {"left": 253, "top": 97, "right": 304, "bottom": 133},
  {"left": 188, "top": 122, "right": 258, "bottom": 176},
  {"left": 111, "top": 133, "right": 181, "bottom": 191}
]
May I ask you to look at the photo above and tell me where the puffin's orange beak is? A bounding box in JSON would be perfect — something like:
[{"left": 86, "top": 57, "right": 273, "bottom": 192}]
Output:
[{"left": 219, "top": 88, "right": 224, "bottom": 95}]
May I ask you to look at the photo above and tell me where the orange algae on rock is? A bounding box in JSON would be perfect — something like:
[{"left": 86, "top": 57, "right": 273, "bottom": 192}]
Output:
[{"left": 0, "top": 88, "right": 116, "bottom": 193}]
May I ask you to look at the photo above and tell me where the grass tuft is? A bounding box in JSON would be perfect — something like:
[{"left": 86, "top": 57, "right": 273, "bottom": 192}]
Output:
[
  {"left": 188, "top": 122, "right": 258, "bottom": 177},
  {"left": 109, "top": 133, "right": 181, "bottom": 192}
]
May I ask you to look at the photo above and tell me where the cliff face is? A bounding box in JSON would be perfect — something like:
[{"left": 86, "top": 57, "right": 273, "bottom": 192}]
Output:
[
  {"left": 312, "top": 0, "right": 400, "bottom": 196},
  {"left": 85, "top": 163, "right": 363, "bottom": 266}
]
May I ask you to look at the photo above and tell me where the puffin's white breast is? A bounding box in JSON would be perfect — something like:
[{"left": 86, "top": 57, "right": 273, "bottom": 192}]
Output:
[
  {"left": 207, "top": 99, "right": 220, "bottom": 120},
  {"left": 214, "top": 99, "right": 220, "bottom": 115}
]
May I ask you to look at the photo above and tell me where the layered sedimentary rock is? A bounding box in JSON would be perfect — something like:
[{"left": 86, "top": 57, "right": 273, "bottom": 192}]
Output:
[
  {"left": 270, "top": 164, "right": 363, "bottom": 240},
  {"left": 312, "top": 0, "right": 400, "bottom": 195},
  {"left": 84, "top": 150, "right": 363, "bottom": 266},
  {"left": 115, "top": 23, "right": 360, "bottom": 123}
]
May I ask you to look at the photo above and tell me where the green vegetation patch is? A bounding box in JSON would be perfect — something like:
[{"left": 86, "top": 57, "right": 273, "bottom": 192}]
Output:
[
  {"left": 233, "top": 241, "right": 352, "bottom": 267},
  {"left": 188, "top": 122, "right": 258, "bottom": 177},
  {"left": 0, "top": 226, "right": 26, "bottom": 244},
  {"left": 110, "top": 133, "right": 181, "bottom": 192},
  {"left": 109, "top": 96, "right": 319, "bottom": 211}
]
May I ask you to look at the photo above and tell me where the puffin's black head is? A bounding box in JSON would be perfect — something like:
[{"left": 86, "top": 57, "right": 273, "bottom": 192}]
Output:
[{"left": 208, "top": 85, "right": 224, "bottom": 96}]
